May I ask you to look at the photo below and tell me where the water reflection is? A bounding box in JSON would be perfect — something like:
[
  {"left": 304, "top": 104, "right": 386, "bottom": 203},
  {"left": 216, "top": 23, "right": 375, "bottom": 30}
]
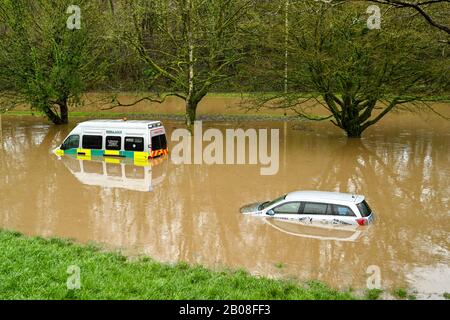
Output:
[
  {"left": 0, "top": 115, "right": 449, "bottom": 296},
  {"left": 264, "top": 219, "right": 364, "bottom": 242},
  {"left": 59, "top": 155, "right": 168, "bottom": 192}
]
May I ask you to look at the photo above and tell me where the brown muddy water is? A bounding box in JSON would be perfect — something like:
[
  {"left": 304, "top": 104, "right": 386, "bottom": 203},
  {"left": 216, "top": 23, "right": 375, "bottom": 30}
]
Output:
[{"left": 0, "top": 112, "right": 449, "bottom": 299}]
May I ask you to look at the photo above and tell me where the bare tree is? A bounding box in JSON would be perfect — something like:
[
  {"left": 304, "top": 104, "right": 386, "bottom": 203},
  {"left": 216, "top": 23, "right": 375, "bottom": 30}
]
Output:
[
  {"left": 111, "top": 0, "right": 256, "bottom": 129},
  {"left": 247, "top": 1, "right": 449, "bottom": 137}
]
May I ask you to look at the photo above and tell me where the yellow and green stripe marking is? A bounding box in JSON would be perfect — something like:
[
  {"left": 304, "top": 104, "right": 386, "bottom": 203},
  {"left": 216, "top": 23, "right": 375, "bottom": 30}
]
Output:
[{"left": 55, "top": 148, "right": 168, "bottom": 160}]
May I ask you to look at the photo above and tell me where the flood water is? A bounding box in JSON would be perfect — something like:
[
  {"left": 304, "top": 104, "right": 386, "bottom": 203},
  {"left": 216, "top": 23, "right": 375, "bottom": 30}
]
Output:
[{"left": 0, "top": 112, "right": 449, "bottom": 299}]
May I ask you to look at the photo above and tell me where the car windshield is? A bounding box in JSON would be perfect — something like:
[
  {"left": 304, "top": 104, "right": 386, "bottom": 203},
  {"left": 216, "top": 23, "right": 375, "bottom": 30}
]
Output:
[
  {"left": 258, "top": 195, "right": 286, "bottom": 210},
  {"left": 357, "top": 200, "right": 372, "bottom": 217}
]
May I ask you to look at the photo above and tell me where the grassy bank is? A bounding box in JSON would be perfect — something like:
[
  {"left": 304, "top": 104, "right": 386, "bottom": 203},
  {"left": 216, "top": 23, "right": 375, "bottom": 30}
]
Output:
[
  {"left": 0, "top": 230, "right": 355, "bottom": 300},
  {"left": 2, "top": 110, "right": 302, "bottom": 122}
]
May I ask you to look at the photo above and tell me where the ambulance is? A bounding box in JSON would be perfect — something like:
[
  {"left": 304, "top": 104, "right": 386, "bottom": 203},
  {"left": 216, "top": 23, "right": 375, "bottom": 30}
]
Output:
[{"left": 55, "top": 119, "right": 168, "bottom": 161}]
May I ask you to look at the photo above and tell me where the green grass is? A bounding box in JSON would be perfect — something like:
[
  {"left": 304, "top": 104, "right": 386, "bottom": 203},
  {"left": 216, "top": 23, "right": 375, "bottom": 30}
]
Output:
[
  {"left": 89, "top": 91, "right": 450, "bottom": 101},
  {"left": 2, "top": 110, "right": 185, "bottom": 119},
  {"left": 2, "top": 110, "right": 301, "bottom": 122},
  {"left": 365, "top": 289, "right": 383, "bottom": 300},
  {"left": 0, "top": 230, "right": 356, "bottom": 300},
  {"left": 393, "top": 288, "right": 408, "bottom": 299},
  {"left": 274, "top": 263, "right": 285, "bottom": 269},
  {"left": 392, "top": 288, "right": 416, "bottom": 300},
  {"left": 443, "top": 292, "right": 450, "bottom": 300}
]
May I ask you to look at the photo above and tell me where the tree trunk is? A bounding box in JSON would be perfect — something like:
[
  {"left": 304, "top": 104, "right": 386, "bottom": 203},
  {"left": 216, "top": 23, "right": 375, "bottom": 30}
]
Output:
[
  {"left": 341, "top": 121, "right": 363, "bottom": 138},
  {"left": 109, "top": 0, "right": 115, "bottom": 14},
  {"left": 41, "top": 102, "right": 68, "bottom": 125},
  {"left": 185, "top": 0, "right": 195, "bottom": 131},
  {"left": 341, "top": 99, "right": 363, "bottom": 138},
  {"left": 42, "top": 106, "right": 64, "bottom": 125},
  {"left": 59, "top": 102, "right": 69, "bottom": 124},
  {"left": 185, "top": 99, "right": 197, "bottom": 130}
]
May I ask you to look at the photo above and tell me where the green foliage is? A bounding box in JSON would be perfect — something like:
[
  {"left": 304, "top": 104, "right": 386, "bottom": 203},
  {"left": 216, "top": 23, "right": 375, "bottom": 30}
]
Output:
[
  {"left": 393, "top": 288, "right": 408, "bottom": 299},
  {"left": 249, "top": 0, "right": 450, "bottom": 137},
  {"left": 0, "top": 230, "right": 356, "bottom": 299},
  {"left": 114, "top": 0, "right": 258, "bottom": 126},
  {"left": 0, "top": 0, "right": 448, "bottom": 130},
  {"left": 366, "top": 288, "right": 383, "bottom": 300},
  {"left": 0, "top": 0, "right": 109, "bottom": 123},
  {"left": 392, "top": 288, "right": 417, "bottom": 299}
]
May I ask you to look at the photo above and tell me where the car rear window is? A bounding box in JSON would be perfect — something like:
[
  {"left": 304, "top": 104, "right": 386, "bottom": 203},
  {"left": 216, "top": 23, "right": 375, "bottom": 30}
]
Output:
[
  {"left": 357, "top": 200, "right": 372, "bottom": 217},
  {"left": 334, "top": 205, "right": 356, "bottom": 217}
]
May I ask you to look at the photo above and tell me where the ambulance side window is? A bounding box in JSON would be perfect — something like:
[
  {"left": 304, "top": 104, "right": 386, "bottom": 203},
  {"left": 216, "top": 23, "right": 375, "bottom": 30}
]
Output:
[
  {"left": 82, "top": 135, "right": 103, "bottom": 150},
  {"left": 62, "top": 135, "right": 80, "bottom": 150},
  {"left": 106, "top": 136, "right": 121, "bottom": 151},
  {"left": 124, "top": 137, "right": 144, "bottom": 152}
]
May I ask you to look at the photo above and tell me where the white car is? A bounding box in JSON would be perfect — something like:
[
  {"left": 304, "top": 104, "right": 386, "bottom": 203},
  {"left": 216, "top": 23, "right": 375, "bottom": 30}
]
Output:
[{"left": 240, "top": 191, "right": 375, "bottom": 226}]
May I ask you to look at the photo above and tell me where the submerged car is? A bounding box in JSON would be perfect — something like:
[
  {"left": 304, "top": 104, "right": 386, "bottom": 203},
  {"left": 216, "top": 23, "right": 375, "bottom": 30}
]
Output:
[{"left": 240, "top": 191, "right": 374, "bottom": 226}]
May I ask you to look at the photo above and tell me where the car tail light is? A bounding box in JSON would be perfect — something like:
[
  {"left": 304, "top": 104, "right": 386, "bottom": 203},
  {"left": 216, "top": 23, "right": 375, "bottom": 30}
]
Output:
[{"left": 356, "top": 218, "right": 367, "bottom": 226}]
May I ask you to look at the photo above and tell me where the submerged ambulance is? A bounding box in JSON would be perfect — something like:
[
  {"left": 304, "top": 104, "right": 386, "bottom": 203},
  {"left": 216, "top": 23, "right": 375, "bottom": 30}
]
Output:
[{"left": 55, "top": 119, "right": 168, "bottom": 160}]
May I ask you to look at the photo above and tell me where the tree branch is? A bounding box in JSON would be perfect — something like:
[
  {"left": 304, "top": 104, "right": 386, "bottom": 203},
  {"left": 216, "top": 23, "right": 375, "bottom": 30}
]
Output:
[
  {"left": 366, "top": 0, "right": 450, "bottom": 34},
  {"left": 101, "top": 92, "right": 186, "bottom": 110}
]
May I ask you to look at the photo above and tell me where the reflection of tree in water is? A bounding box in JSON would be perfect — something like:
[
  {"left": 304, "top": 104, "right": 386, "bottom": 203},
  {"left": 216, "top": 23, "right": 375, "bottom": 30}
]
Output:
[
  {"left": 0, "top": 119, "right": 67, "bottom": 167},
  {"left": 139, "top": 163, "right": 239, "bottom": 265},
  {"left": 315, "top": 137, "right": 449, "bottom": 225},
  {"left": 0, "top": 120, "right": 71, "bottom": 233},
  {"left": 305, "top": 136, "right": 448, "bottom": 286},
  {"left": 315, "top": 138, "right": 447, "bottom": 208},
  {"left": 78, "top": 157, "right": 170, "bottom": 248}
]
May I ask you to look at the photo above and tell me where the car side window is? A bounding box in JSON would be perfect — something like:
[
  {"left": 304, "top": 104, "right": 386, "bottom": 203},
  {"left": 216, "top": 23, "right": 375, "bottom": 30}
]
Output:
[
  {"left": 334, "top": 205, "right": 356, "bottom": 217},
  {"left": 273, "top": 202, "right": 301, "bottom": 214},
  {"left": 62, "top": 135, "right": 80, "bottom": 150},
  {"left": 302, "top": 202, "right": 330, "bottom": 215}
]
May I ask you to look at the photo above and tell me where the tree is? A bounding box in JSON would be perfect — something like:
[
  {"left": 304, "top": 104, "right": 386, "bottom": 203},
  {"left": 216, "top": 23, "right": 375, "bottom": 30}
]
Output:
[
  {"left": 0, "top": 0, "right": 108, "bottom": 124},
  {"left": 249, "top": 1, "right": 449, "bottom": 137},
  {"left": 111, "top": 0, "right": 256, "bottom": 129}
]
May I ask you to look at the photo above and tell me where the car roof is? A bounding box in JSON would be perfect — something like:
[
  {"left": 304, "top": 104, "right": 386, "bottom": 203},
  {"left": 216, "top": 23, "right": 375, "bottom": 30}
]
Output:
[
  {"left": 76, "top": 119, "right": 161, "bottom": 129},
  {"left": 285, "top": 191, "right": 364, "bottom": 204}
]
